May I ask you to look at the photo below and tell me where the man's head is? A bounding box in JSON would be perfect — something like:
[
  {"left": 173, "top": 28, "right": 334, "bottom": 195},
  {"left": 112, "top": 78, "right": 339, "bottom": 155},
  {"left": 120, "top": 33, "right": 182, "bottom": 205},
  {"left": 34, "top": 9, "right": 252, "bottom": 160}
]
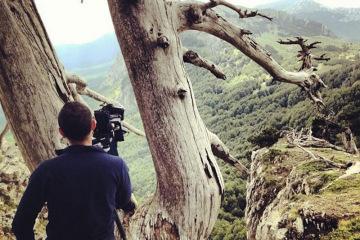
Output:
[{"left": 58, "top": 102, "right": 96, "bottom": 144}]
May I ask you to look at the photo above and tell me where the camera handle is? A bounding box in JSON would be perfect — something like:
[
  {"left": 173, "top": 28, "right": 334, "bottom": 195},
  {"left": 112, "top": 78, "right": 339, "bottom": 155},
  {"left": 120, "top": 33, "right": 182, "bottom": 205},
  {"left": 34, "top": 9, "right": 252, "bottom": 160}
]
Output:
[
  {"left": 114, "top": 210, "right": 127, "bottom": 240},
  {"left": 107, "top": 139, "right": 127, "bottom": 240}
]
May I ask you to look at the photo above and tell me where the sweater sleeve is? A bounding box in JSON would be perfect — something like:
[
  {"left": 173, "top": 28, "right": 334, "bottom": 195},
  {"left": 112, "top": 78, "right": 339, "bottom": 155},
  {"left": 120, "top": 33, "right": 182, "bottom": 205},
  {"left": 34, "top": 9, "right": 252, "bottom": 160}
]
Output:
[
  {"left": 115, "top": 160, "right": 132, "bottom": 210},
  {"left": 12, "top": 163, "right": 47, "bottom": 240}
]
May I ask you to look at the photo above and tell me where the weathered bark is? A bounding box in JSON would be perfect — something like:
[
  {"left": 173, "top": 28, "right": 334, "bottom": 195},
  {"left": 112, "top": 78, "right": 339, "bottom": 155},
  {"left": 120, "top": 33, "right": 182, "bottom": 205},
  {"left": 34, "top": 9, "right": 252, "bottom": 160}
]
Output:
[
  {"left": 0, "top": 0, "right": 71, "bottom": 171},
  {"left": 108, "top": 1, "right": 224, "bottom": 239},
  {"left": 208, "top": 129, "right": 249, "bottom": 178},
  {"left": 0, "top": 122, "right": 10, "bottom": 149},
  {"left": 183, "top": 48, "right": 226, "bottom": 80}
]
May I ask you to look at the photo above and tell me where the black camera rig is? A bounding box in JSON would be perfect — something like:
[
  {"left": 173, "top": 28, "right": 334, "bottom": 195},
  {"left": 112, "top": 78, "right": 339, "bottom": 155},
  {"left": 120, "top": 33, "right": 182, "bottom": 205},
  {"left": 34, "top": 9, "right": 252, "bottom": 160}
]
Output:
[
  {"left": 92, "top": 104, "right": 129, "bottom": 240},
  {"left": 92, "top": 104, "right": 126, "bottom": 150}
]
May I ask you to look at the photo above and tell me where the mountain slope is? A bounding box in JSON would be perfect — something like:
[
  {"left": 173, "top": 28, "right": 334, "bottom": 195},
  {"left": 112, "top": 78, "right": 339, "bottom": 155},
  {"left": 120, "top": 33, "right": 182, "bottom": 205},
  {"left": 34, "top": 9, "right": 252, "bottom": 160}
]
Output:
[
  {"left": 55, "top": 33, "right": 119, "bottom": 70},
  {"left": 258, "top": 0, "right": 360, "bottom": 40}
]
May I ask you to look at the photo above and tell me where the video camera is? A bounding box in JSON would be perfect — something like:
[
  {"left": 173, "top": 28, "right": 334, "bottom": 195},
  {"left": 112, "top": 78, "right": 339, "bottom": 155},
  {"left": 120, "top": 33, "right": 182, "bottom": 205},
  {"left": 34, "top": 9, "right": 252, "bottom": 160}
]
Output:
[{"left": 92, "top": 104, "right": 126, "bottom": 149}]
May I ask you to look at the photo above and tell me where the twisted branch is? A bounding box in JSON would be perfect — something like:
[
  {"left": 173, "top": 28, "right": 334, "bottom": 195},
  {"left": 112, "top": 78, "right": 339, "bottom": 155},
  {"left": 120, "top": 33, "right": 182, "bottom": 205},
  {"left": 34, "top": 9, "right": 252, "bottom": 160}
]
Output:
[
  {"left": 207, "top": 130, "right": 249, "bottom": 178},
  {"left": 183, "top": 48, "right": 226, "bottom": 80},
  {"left": 203, "top": 0, "right": 273, "bottom": 21},
  {"left": 178, "top": 3, "right": 327, "bottom": 107},
  {"left": 278, "top": 37, "right": 330, "bottom": 71},
  {"left": 283, "top": 129, "right": 348, "bottom": 169}
]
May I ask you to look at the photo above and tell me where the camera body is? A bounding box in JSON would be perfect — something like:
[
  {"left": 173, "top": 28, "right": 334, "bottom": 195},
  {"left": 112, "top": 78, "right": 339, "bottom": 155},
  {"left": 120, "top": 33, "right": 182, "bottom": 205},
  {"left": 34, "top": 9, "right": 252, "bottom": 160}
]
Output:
[{"left": 92, "top": 104, "right": 126, "bottom": 149}]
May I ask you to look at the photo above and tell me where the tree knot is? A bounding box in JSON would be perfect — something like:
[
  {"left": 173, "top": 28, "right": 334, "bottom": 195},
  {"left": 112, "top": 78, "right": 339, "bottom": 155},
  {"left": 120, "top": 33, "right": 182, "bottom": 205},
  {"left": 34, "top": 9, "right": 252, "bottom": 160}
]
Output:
[
  {"left": 157, "top": 35, "right": 170, "bottom": 49},
  {"left": 177, "top": 88, "right": 187, "bottom": 99}
]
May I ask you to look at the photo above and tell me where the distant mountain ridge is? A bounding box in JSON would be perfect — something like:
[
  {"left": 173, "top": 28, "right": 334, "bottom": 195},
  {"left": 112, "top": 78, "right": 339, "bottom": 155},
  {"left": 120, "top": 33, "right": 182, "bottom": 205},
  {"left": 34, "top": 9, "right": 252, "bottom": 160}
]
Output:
[
  {"left": 258, "top": 0, "right": 360, "bottom": 40},
  {"left": 54, "top": 5, "right": 334, "bottom": 72},
  {"left": 55, "top": 33, "right": 120, "bottom": 70},
  {"left": 258, "top": 0, "right": 326, "bottom": 13}
]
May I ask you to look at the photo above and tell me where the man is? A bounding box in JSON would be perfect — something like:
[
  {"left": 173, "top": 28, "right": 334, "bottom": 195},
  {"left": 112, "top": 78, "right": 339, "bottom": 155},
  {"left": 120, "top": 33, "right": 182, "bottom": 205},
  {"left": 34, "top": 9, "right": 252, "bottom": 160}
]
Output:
[{"left": 12, "top": 102, "right": 133, "bottom": 240}]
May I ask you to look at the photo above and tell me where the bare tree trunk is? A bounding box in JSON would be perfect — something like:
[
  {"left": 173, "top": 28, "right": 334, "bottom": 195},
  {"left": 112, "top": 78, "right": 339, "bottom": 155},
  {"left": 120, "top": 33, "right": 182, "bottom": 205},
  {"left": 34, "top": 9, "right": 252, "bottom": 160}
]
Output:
[
  {"left": 108, "top": 1, "right": 224, "bottom": 238},
  {"left": 0, "top": 0, "right": 71, "bottom": 171}
]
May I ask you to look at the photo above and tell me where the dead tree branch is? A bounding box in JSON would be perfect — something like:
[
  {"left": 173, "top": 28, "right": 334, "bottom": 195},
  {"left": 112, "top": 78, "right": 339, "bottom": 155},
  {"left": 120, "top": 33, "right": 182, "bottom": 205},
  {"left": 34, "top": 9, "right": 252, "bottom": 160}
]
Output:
[
  {"left": 66, "top": 74, "right": 122, "bottom": 107},
  {"left": 315, "top": 117, "right": 359, "bottom": 155},
  {"left": 277, "top": 37, "right": 330, "bottom": 106},
  {"left": 183, "top": 48, "right": 226, "bottom": 79},
  {"left": 207, "top": 130, "right": 249, "bottom": 178},
  {"left": 66, "top": 74, "right": 145, "bottom": 137},
  {"left": 283, "top": 129, "right": 348, "bottom": 169},
  {"left": 178, "top": 3, "right": 327, "bottom": 107},
  {"left": 284, "top": 128, "right": 346, "bottom": 152},
  {"left": 282, "top": 129, "right": 346, "bottom": 152},
  {"left": 68, "top": 83, "right": 88, "bottom": 106},
  {"left": 202, "top": 0, "right": 273, "bottom": 21},
  {"left": 278, "top": 37, "right": 330, "bottom": 71},
  {"left": 314, "top": 54, "right": 330, "bottom": 62}
]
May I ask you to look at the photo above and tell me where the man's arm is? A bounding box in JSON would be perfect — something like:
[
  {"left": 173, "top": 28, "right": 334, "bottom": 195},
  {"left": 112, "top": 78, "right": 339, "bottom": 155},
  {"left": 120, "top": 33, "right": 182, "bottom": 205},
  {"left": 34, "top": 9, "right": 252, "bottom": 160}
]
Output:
[
  {"left": 12, "top": 164, "right": 47, "bottom": 240},
  {"left": 115, "top": 160, "right": 134, "bottom": 212}
]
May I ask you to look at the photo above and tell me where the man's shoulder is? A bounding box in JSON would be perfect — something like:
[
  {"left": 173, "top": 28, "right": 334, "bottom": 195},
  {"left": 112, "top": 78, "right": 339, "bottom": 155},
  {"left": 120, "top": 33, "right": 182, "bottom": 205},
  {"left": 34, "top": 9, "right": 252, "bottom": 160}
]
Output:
[
  {"left": 35, "top": 155, "right": 62, "bottom": 171},
  {"left": 102, "top": 154, "right": 127, "bottom": 169},
  {"left": 36, "top": 152, "right": 127, "bottom": 172}
]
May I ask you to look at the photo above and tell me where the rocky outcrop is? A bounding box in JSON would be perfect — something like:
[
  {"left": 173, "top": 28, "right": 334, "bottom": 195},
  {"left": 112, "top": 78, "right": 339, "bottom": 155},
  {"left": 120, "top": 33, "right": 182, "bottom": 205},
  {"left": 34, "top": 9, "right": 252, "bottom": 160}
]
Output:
[
  {"left": 0, "top": 142, "right": 46, "bottom": 239},
  {"left": 246, "top": 139, "right": 360, "bottom": 240}
]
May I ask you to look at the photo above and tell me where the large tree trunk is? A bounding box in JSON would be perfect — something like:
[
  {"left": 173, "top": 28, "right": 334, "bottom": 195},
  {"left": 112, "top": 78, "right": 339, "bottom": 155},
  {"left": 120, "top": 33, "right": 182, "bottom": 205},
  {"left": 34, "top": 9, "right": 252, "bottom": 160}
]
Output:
[
  {"left": 108, "top": 1, "right": 224, "bottom": 239},
  {"left": 0, "top": 0, "right": 71, "bottom": 171}
]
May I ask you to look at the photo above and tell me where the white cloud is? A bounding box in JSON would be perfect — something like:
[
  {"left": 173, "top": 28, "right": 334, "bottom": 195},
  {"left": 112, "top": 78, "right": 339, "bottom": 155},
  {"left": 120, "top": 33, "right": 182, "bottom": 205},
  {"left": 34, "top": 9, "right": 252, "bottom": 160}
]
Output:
[
  {"left": 315, "top": 0, "right": 360, "bottom": 8},
  {"left": 35, "top": 0, "right": 114, "bottom": 45}
]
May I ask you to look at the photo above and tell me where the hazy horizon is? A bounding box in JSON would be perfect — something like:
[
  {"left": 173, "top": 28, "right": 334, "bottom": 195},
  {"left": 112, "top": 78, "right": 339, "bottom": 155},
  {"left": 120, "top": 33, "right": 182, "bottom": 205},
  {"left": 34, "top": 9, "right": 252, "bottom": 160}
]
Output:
[{"left": 34, "top": 0, "right": 360, "bottom": 46}]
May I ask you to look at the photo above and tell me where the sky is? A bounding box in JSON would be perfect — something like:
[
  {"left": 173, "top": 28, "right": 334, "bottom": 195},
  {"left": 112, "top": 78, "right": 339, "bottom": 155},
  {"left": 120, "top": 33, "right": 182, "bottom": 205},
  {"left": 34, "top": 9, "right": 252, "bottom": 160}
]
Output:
[{"left": 35, "top": 0, "right": 360, "bottom": 45}]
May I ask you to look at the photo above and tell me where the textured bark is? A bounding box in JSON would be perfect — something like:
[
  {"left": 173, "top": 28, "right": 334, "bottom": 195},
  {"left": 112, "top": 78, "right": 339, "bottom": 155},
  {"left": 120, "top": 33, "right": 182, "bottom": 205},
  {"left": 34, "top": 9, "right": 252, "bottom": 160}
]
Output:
[
  {"left": 183, "top": 48, "right": 226, "bottom": 80},
  {"left": 108, "top": 1, "right": 224, "bottom": 239},
  {"left": 0, "top": 0, "right": 71, "bottom": 171},
  {"left": 0, "top": 122, "right": 10, "bottom": 148},
  {"left": 208, "top": 129, "right": 249, "bottom": 178}
]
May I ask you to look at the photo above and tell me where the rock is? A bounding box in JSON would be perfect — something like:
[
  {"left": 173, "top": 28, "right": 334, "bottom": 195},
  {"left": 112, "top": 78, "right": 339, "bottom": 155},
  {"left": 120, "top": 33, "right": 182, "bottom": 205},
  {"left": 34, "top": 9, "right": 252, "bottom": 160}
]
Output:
[
  {"left": 245, "top": 139, "right": 360, "bottom": 239},
  {"left": 0, "top": 141, "right": 46, "bottom": 239}
]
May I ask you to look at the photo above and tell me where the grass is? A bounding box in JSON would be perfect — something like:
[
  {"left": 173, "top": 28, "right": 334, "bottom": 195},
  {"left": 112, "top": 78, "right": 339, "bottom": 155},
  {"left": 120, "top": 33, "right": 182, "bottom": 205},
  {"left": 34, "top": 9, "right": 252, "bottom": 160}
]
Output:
[
  {"left": 322, "top": 217, "right": 360, "bottom": 240},
  {"left": 254, "top": 139, "right": 360, "bottom": 238}
]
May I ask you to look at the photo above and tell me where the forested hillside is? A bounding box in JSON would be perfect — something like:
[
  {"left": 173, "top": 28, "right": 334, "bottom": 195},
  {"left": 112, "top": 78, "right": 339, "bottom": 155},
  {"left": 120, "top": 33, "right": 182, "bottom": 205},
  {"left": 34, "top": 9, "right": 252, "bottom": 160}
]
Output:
[
  {"left": 1, "top": 2, "right": 359, "bottom": 239},
  {"left": 258, "top": 0, "right": 360, "bottom": 41}
]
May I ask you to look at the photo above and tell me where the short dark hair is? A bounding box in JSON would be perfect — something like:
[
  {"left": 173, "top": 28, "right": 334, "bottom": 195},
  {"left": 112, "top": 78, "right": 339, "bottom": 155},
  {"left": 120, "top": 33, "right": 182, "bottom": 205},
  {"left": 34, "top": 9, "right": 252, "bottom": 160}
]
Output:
[{"left": 58, "top": 102, "right": 92, "bottom": 141}]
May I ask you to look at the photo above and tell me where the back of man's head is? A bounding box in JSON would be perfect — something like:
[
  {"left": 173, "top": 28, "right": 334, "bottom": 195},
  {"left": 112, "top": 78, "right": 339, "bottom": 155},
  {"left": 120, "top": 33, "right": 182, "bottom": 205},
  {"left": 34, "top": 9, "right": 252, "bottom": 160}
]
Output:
[{"left": 58, "top": 102, "right": 92, "bottom": 141}]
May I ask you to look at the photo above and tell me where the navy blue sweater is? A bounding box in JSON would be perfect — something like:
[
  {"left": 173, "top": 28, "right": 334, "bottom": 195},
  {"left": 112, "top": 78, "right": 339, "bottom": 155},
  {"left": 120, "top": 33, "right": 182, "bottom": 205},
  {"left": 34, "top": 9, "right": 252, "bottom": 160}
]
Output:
[{"left": 12, "top": 145, "right": 132, "bottom": 240}]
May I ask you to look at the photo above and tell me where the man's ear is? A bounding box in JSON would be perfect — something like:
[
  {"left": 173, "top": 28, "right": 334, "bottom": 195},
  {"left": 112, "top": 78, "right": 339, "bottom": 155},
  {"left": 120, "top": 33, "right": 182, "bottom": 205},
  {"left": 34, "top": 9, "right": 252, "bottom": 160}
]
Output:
[
  {"left": 91, "top": 118, "right": 97, "bottom": 131},
  {"left": 59, "top": 128, "right": 66, "bottom": 138}
]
